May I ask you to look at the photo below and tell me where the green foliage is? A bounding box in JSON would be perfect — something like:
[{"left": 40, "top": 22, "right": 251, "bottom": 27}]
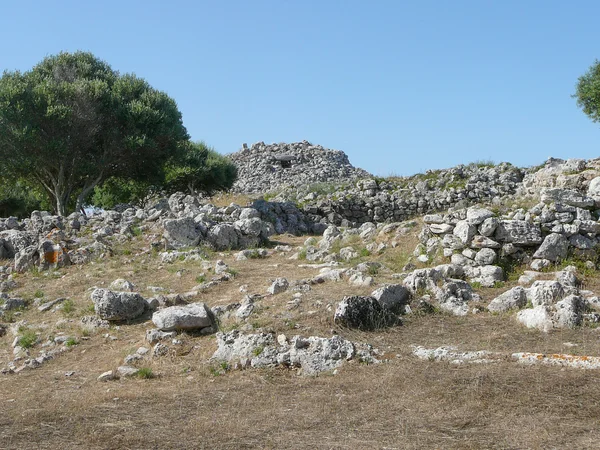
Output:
[
  {"left": 137, "top": 367, "right": 154, "bottom": 379},
  {"left": 65, "top": 337, "right": 78, "bottom": 347},
  {"left": 164, "top": 141, "right": 237, "bottom": 196},
  {"left": 195, "top": 274, "right": 206, "bottom": 283},
  {"left": 62, "top": 299, "right": 75, "bottom": 314},
  {"left": 574, "top": 59, "right": 600, "bottom": 123},
  {"left": 367, "top": 264, "right": 379, "bottom": 276},
  {"left": 0, "top": 180, "right": 47, "bottom": 218},
  {"left": 0, "top": 51, "right": 189, "bottom": 215},
  {"left": 252, "top": 346, "right": 264, "bottom": 356},
  {"left": 91, "top": 177, "right": 160, "bottom": 209},
  {"left": 359, "top": 248, "right": 371, "bottom": 258},
  {"left": 17, "top": 330, "right": 37, "bottom": 349},
  {"left": 34, "top": 289, "right": 44, "bottom": 298}
]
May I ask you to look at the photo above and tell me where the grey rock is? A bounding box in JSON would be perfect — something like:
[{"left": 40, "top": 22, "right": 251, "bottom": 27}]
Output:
[
  {"left": 533, "top": 233, "right": 569, "bottom": 261},
  {"left": 91, "top": 289, "right": 147, "bottom": 321},
  {"left": 495, "top": 220, "right": 542, "bottom": 245},
  {"left": 163, "top": 217, "right": 202, "bottom": 248},
  {"left": 268, "top": 278, "right": 289, "bottom": 295},
  {"left": 474, "top": 248, "right": 497, "bottom": 265},
  {"left": 334, "top": 296, "right": 400, "bottom": 330},
  {"left": 371, "top": 284, "right": 410, "bottom": 314},
  {"left": 527, "top": 280, "right": 565, "bottom": 307},
  {"left": 487, "top": 286, "right": 527, "bottom": 313},
  {"left": 554, "top": 295, "right": 583, "bottom": 328},
  {"left": 152, "top": 302, "right": 216, "bottom": 332},
  {"left": 541, "top": 188, "right": 595, "bottom": 208}
]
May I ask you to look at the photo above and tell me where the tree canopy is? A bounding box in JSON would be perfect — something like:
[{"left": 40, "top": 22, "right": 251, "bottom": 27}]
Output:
[
  {"left": 574, "top": 59, "right": 600, "bottom": 123},
  {"left": 0, "top": 51, "right": 189, "bottom": 215}
]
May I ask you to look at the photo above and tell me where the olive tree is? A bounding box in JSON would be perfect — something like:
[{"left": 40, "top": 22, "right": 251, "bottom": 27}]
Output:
[
  {"left": 0, "top": 51, "right": 189, "bottom": 215},
  {"left": 574, "top": 59, "right": 600, "bottom": 123}
]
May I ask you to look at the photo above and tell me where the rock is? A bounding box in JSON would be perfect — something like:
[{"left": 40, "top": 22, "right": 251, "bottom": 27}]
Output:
[
  {"left": 267, "top": 278, "right": 289, "bottom": 295},
  {"left": 470, "top": 235, "right": 501, "bottom": 249},
  {"left": 117, "top": 365, "right": 139, "bottom": 378},
  {"left": 436, "top": 280, "right": 473, "bottom": 316},
  {"left": 146, "top": 329, "right": 177, "bottom": 344},
  {"left": 214, "top": 260, "right": 229, "bottom": 275},
  {"left": 533, "top": 233, "right": 569, "bottom": 262},
  {"left": 97, "top": 370, "right": 117, "bottom": 382},
  {"left": 478, "top": 217, "right": 499, "bottom": 237},
  {"left": 235, "top": 296, "right": 255, "bottom": 319},
  {"left": 474, "top": 248, "right": 497, "bottom": 265},
  {"left": 495, "top": 220, "right": 542, "bottom": 245},
  {"left": 453, "top": 220, "right": 476, "bottom": 245},
  {"left": 517, "top": 306, "right": 554, "bottom": 332},
  {"left": 569, "top": 234, "right": 594, "bottom": 250},
  {"left": 430, "top": 223, "right": 454, "bottom": 234},
  {"left": 554, "top": 295, "right": 584, "bottom": 328},
  {"left": 91, "top": 289, "right": 147, "bottom": 321},
  {"left": 37, "top": 297, "right": 66, "bottom": 312},
  {"left": 211, "top": 330, "right": 378, "bottom": 375},
  {"left": 207, "top": 224, "right": 239, "bottom": 250},
  {"left": 14, "top": 246, "right": 38, "bottom": 273},
  {"left": 371, "top": 284, "right": 410, "bottom": 314},
  {"left": 587, "top": 176, "right": 600, "bottom": 201},
  {"left": 109, "top": 279, "right": 136, "bottom": 292},
  {"left": 152, "top": 303, "right": 216, "bottom": 332},
  {"left": 468, "top": 265, "right": 504, "bottom": 287},
  {"left": 466, "top": 207, "right": 494, "bottom": 225},
  {"left": 527, "top": 280, "right": 565, "bottom": 307},
  {"left": 530, "top": 259, "right": 551, "bottom": 271},
  {"left": 163, "top": 217, "right": 202, "bottom": 248},
  {"left": 487, "top": 287, "right": 527, "bottom": 313},
  {"left": 334, "top": 296, "right": 400, "bottom": 330},
  {"left": 541, "top": 188, "right": 595, "bottom": 208},
  {"left": 348, "top": 273, "right": 374, "bottom": 286}
]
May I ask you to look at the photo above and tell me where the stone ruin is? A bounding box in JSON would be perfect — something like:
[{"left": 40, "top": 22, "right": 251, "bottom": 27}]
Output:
[{"left": 228, "top": 140, "right": 370, "bottom": 193}]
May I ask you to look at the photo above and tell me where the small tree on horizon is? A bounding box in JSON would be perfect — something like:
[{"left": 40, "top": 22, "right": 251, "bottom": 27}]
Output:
[{"left": 574, "top": 59, "right": 600, "bottom": 123}]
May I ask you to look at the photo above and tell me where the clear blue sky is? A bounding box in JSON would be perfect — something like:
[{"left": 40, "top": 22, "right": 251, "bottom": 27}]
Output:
[{"left": 1, "top": 1, "right": 599, "bottom": 176}]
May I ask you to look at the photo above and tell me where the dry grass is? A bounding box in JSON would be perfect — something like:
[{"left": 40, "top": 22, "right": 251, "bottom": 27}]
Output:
[{"left": 2, "top": 231, "right": 600, "bottom": 449}]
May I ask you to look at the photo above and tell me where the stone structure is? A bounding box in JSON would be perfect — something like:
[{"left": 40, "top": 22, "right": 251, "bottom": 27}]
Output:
[{"left": 228, "top": 141, "right": 370, "bottom": 193}]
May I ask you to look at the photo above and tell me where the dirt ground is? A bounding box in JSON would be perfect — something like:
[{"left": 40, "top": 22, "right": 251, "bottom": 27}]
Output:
[{"left": 2, "top": 233, "right": 600, "bottom": 449}]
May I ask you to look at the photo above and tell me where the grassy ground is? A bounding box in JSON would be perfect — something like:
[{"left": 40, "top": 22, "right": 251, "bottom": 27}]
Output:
[{"left": 1, "top": 231, "right": 600, "bottom": 449}]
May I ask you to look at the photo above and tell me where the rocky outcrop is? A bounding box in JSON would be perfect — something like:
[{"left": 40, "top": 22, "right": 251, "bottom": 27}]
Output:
[{"left": 211, "top": 330, "right": 380, "bottom": 375}]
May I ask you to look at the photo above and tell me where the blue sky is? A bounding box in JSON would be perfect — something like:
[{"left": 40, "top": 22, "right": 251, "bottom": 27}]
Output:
[{"left": 1, "top": 1, "right": 599, "bottom": 176}]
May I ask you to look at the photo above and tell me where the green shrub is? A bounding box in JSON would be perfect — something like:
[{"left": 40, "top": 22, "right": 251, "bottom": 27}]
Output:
[
  {"left": 137, "top": 367, "right": 154, "bottom": 379},
  {"left": 17, "top": 330, "right": 37, "bottom": 349}
]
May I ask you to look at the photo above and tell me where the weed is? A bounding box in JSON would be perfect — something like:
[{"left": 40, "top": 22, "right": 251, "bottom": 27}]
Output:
[
  {"left": 131, "top": 226, "right": 143, "bottom": 237},
  {"left": 359, "top": 248, "right": 371, "bottom": 258},
  {"left": 252, "top": 346, "right": 264, "bottom": 357},
  {"left": 65, "top": 337, "right": 78, "bottom": 347},
  {"left": 17, "top": 330, "right": 37, "bottom": 349},
  {"left": 367, "top": 265, "right": 379, "bottom": 276},
  {"left": 195, "top": 275, "right": 206, "bottom": 283},
  {"left": 62, "top": 299, "right": 75, "bottom": 314},
  {"left": 298, "top": 248, "right": 307, "bottom": 260},
  {"left": 137, "top": 367, "right": 154, "bottom": 379},
  {"left": 34, "top": 289, "right": 44, "bottom": 298},
  {"left": 470, "top": 281, "right": 482, "bottom": 289}
]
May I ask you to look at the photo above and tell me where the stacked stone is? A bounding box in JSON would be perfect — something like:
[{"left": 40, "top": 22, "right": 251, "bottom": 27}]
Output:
[
  {"left": 416, "top": 183, "right": 600, "bottom": 279},
  {"left": 299, "top": 162, "right": 524, "bottom": 226},
  {"left": 229, "top": 141, "right": 370, "bottom": 193}
]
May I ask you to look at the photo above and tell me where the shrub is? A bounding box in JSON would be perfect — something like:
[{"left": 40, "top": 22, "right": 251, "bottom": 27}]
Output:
[{"left": 17, "top": 330, "right": 37, "bottom": 349}]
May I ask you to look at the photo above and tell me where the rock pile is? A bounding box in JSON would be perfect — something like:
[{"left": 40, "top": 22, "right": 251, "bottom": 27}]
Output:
[{"left": 229, "top": 141, "right": 370, "bottom": 193}]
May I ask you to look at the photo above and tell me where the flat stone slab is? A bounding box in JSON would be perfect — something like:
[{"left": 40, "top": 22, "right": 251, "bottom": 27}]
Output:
[{"left": 152, "top": 303, "right": 215, "bottom": 331}]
